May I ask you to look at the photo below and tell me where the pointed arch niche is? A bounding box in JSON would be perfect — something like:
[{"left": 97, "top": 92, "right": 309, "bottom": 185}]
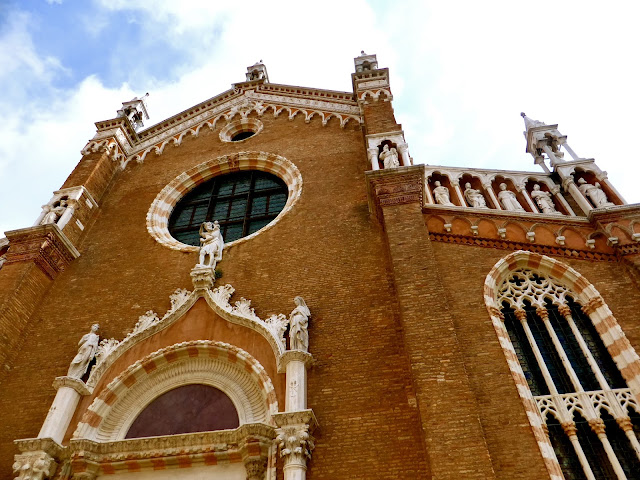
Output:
[{"left": 484, "top": 251, "right": 640, "bottom": 480}]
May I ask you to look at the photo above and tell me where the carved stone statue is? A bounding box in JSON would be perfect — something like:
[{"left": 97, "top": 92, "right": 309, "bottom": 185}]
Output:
[
  {"left": 379, "top": 144, "right": 400, "bottom": 169},
  {"left": 531, "top": 184, "right": 559, "bottom": 214},
  {"left": 433, "top": 181, "right": 454, "bottom": 206},
  {"left": 463, "top": 183, "right": 488, "bottom": 208},
  {"left": 288, "top": 296, "right": 310, "bottom": 352},
  {"left": 198, "top": 221, "right": 224, "bottom": 268},
  {"left": 40, "top": 199, "right": 68, "bottom": 225},
  {"left": 67, "top": 324, "right": 100, "bottom": 379},
  {"left": 577, "top": 178, "right": 614, "bottom": 207},
  {"left": 497, "top": 183, "right": 524, "bottom": 211}
]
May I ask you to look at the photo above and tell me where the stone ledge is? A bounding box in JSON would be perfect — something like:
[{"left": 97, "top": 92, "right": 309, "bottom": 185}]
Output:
[{"left": 4, "top": 224, "right": 80, "bottom": 279}]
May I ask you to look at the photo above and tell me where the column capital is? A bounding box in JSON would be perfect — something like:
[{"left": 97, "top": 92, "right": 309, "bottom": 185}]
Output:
[
  {"left": 52, "top": 376, "right": 91, "bottom": 396},
  {"left": 514, "top": 309, "right": 528, "bottom": 322},
  {"left": 273, "top": 410, "right": 318, "bottom": 466},
  {"left": 536, "top": 307, "right": 549, "bottom": 320},
  {"left": 278, "top": 350, "right": 313, "bottom": 373},
  {"left": 560, "top": 422, "right": 577, "bottom": 436},
  {"left": 615, "top": 416, "right": 633, "bottom": 432},
  {"left": 557, "top": 304, "right": 572, "bottom": 318},
  {"left": 4, "top": 224, "right": 80, "bottom": 279},
  {"left": 588, "top": 418, "right": 606, "bottom": 435},
  {"left": 13, "top": 438, "right": 64, "bottom": 480},
  {"left": 582, "top": 297, "right": 605, "bottom": 315}
]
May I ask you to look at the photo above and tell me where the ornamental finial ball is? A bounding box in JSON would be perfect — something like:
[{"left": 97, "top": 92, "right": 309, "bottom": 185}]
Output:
[{"left": 521, "top": 112, "right": 526, "bottom": 117}]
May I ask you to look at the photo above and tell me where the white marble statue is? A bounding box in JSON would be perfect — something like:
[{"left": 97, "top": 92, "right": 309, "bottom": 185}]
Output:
[
  {"left": 577, "top": 178, "right": 614, "bottom": 207},
  {"left": 497, "top": 183, "right": 524, "bottom": 211},
  {"left": 67, "top": 324, "right": 100, "bottom": 379},
  {"left": 531, "top": 184, "right": 559, "bottom": 214},
  {"left": 198, "top": 221, "right": 224, "bottom": 268},
  {"left": 433, "top": 181, "right": 454, "bottom": 206},
  {"left": 379, "top": 144, "right": 400, "bottom": 169},
  {"left": 41, "top": 200, "right": 68, "bottom": 225},
  {"left": 463, "top": 183, "right": 488, "bottom": 208},
  {"left": 289, "top": 296, "right": 310, "bottom": 352}
]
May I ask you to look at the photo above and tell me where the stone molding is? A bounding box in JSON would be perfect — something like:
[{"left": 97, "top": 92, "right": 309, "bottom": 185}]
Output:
[
  {"left": 145, "top": 150, "right": 303, "bottom": 252},
  {"left": 4, "top": 224, "right": 80, "bottom": 279},
  {"left": 273, "top": 410, "right": 318, "bottom": 466},
  {"left": 366, "top": 165, "right": 425, "bottom": 217},
  {"left": 52, "top": 376, "right": 91, "bottom": 396},
  {"left": 277, "top": 350, "right": 314, "bottom": 374},
  {"left": 65, "top": 424, "right": 275, "bottom": 478},
  {"left": 483, "top": 250, "right": 640, "bottom": 480},
  {"left": 83, "top": 88, "right": 360, "bottom": 169},
  {"left": 75, "top": 341, "right": 278, "bottom": 442},
  {"left": 13, "top": 438, "right": 65, "bottom": 480},
  {"left": 428, "top": 233, "right": 618, "bottom": 262},
  {"left": 86, "top": 284, "right": 290, "bottom": 391}
]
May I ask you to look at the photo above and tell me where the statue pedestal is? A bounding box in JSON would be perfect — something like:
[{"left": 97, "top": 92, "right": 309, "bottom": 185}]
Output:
[
  {"left": 190, "top": 265, "right": 215, "bottom": 290},
  {"left": 38, "top": 376, "right": 90, "bottom": 443},
  {"left": 279, "top": 350, "right": 313, "bottom": 412}
]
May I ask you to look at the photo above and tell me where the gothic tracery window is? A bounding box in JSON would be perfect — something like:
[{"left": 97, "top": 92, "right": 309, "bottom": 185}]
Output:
[{"left": 498, "top": 269, "right": 640, "bottom": 479}]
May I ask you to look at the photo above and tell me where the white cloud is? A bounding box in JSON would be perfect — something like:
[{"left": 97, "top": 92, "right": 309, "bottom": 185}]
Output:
[{"left": 2, "top": 1, "right": 640, "bottom": 237}]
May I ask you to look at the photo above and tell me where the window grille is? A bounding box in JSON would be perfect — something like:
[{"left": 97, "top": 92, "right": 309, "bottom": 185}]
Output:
[
  {"left": 169, "top": 171, "right": 288, "bottom": 245},
  {"left": 498, "top": 269, "right": 640, "bottom": 479}
]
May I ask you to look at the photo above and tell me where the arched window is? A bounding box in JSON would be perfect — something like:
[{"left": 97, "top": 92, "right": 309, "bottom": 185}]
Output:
[
  {"left": 125, "top": 384, "right": 240, "bottom": 439},
  {"left": 497, "top": 268, "right": 640, "bottom": 479},
  {"left": 169, "top": 170, "right": 288, "bottom": 245}
]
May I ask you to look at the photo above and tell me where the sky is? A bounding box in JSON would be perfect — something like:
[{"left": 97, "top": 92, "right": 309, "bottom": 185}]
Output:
[{"left": 1, "top": 0, "right": 639, "bottom": 237}]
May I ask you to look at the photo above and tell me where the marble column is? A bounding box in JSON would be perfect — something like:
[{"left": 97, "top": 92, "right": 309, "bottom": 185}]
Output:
[{"left": 38, "top": 377, "right": 90, "bottom": 444}]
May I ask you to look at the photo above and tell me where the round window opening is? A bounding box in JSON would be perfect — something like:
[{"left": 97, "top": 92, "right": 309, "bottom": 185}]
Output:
[
  {"left": 231, "top": 131, "right": 255, "bottom": 142},
  {"left": 169, "top": 170, "right": 289, "bottom": 245}
]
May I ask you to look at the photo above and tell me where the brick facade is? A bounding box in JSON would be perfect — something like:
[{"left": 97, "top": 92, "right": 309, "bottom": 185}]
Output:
[{"left": 1, "top": 55, "right": 639, "bottom": 479}]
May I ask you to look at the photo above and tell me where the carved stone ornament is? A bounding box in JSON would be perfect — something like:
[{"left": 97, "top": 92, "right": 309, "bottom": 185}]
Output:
[
  {"left": 68, "top": 424, "right": 276, "bottom": 478},
  {"left": 12, "top": 451, "right": 57, "bottom": 480},
  {"left": 86, "top": 277, "right": 307, "bottom": 389},
  {"left": 273, "top": 410, "right": 318, "bottom": 468},
  {"left": 288, "top": 296, "right": 310, "bottom": 352},
  {"left": 198, "top": 220, "right": 224, "bottom": 268},
  {"left": 13, "top": 438, "right": 64, "bottom": 480},
  {"left": 4, "top": 224, "right": 80, "bottom": 279}
]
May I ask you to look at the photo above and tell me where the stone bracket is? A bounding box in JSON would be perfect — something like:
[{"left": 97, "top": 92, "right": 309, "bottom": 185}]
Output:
[
  {"left": 366, "top": 165, "right": 425, "bottom": 219},
  {"left": 4, "top": 224, "right": 80, "bottom": 279}
]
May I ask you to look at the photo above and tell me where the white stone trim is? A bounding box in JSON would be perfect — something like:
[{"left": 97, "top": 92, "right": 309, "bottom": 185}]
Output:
[{"left": 145, "top": 151, "right": 302, "bottom": 253}]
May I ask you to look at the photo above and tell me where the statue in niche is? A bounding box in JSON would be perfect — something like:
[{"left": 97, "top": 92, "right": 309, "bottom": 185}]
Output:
[
  {"left": 40, "top": 199, "right": 68, "bottom": 225},
  {"left": 463, "top": 183, "right": 488, "bottom": 208},
  {"left": 288, "top": 296, "right": 310, "bottom": 352},
  {"left": 198, "top": 221, "right": 224, "bottom": 268},
  {"left": 432, "top": 181, "right": 454, "bottom": 206},
  {"left": 67, "top": 324, "right": 100, "bottom": 379},
  {"left": 497, "top": 183, "right": 525, "bottom": 211},
  {"left": 577, "top": 178, "right": 614, "bottom": 207},
  {"left": 531, "top": 184, "right": 560, "bottom": 214},
  {"left": 379, "top": 144, "right": 400, "bottom": 169}
]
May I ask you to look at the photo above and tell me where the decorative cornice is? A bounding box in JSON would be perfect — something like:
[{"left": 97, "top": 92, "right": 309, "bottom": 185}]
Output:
[
  {"left": 4, "top": 224, "right": 80, "bottom": 279},
  {"left": 87, "top": 277, "right": 294, "bottom": 389},
  {"left": 14, "top": 437, "right": 65, "bottom": 458},
  {"left": 83, "top": 87, "right": 361, "bottom": 169},
  {"left": 366, "top": 165, "right": 425, "bottom": 218},
  {"left": 428, "top": 232, "right": 618, "bottom": 262},
  {"left": 68, "top": 423, "right": 276, "bottom": 476},
  {"left": 53, "top": 376, "right": 91, "bottom": 395},
  {"left": 423, "top": 204, "right": 590, "bottom": 223}
]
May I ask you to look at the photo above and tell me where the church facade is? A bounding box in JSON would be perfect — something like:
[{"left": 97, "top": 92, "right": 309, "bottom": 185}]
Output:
[{"left": 1, "top": 53, "right": 639, "bottom": 480}]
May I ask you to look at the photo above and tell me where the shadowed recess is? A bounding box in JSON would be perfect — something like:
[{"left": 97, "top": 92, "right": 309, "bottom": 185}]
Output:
[{"left": 125, "top": 384, "right": 239, "bottom": 438}]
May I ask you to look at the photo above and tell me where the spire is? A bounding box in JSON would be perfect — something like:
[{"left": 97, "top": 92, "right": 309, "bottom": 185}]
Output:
[
  {"left": 521, "top": 112, "right": 545, "bottom": 130},
  {"left": 245, "top": 61, "right": 269, "bottom": 83},
  {"left": 354, "top": 51, "right": 378, "bottom": 73},
  {"left": 116, "top": 93, "right": 149, "bottom": 131}
]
